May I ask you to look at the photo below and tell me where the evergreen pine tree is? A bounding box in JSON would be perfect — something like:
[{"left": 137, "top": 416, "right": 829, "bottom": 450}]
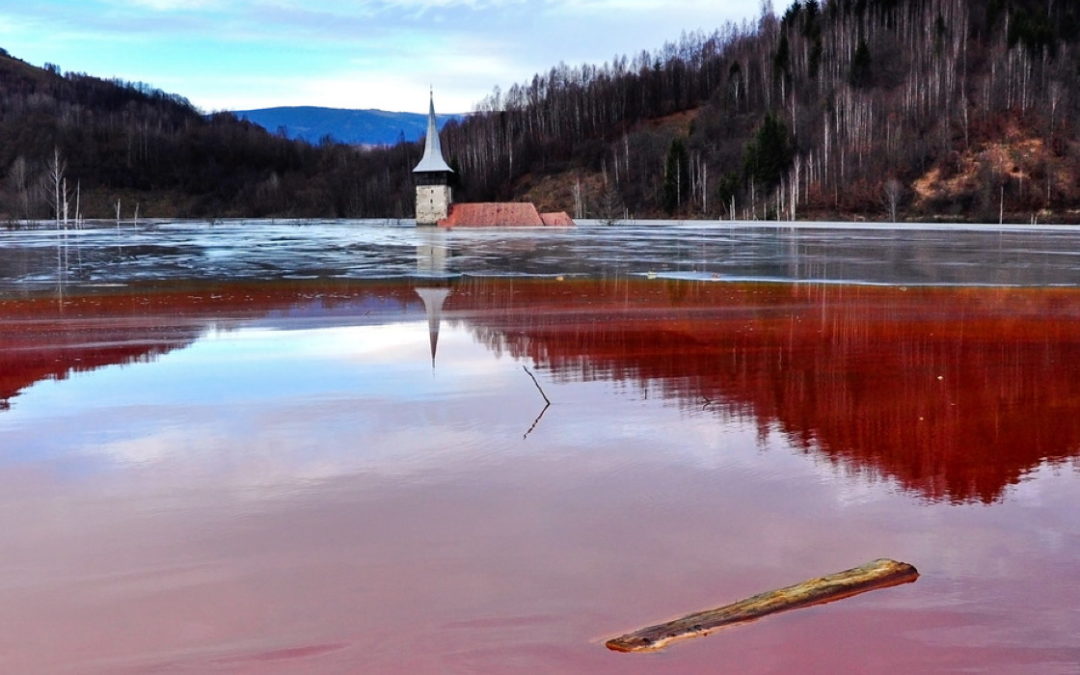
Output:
[
  {"left": 849, "top": 39, "right": 873, "bottom": 88},
  {"left": 743, "top": 114, "right": 794, "bottom": 189}
]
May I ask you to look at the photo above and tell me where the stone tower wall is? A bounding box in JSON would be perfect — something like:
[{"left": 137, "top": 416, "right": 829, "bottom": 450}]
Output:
[{"left": 416, "top": 184, "right": 452, "bottom": 226}]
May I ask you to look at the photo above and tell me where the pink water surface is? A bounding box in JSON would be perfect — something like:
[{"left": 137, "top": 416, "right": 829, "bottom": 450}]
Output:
[{"left": 0, "top": 279, "right": 1078, "bottom": 673}]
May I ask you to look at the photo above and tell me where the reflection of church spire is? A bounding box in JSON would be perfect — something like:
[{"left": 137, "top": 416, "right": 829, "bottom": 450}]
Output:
[{"left": 415, "top": 286, "right": 451, "bottom": 368}]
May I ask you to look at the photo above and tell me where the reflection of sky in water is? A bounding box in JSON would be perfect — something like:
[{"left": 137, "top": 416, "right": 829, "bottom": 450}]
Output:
[
  {"left": 0, "top": 309, "right": 1076, "bottom": 672},
  {"left": 1, "top": 283, "right": 1079, "bottom": 671},
  {"left": 3, "top": 307, "right": 1077, "bottom": 505},
  {"left": 5, "top": 313, "right": 793, "bottom": 483},
  {"left": 1, "top": 322, "right": 530, "bottom": 474},
  {"left": 1, "top": 318, "right": 816, "bottom": 491}
]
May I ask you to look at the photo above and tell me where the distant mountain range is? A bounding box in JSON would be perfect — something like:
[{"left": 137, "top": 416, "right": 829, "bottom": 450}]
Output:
[{"left": 231, "top": 106, "right": 463, "bottom": 146}]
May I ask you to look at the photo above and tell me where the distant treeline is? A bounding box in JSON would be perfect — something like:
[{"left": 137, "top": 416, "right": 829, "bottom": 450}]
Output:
[{"left": 2, "top": 0, "right": 1079, "bottom": 222}]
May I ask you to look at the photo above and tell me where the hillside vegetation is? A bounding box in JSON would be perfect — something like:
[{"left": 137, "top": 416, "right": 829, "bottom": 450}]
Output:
[
  {"left": 444, "top": 0, "right": 1080, "bottom": 222},
  {"left": 0, "top": 51, "right": 416, "bottom": 219},
  {"left": 2, "top": 0, "right": 1079, "bottom": 222}
]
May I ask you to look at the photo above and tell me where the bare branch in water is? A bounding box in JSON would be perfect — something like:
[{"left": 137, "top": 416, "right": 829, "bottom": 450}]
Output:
[{"left": 523, "top": 365, "right": 551, "bottom": 405}]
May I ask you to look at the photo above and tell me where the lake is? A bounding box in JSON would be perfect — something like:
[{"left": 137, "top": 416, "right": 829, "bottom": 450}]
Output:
[{"left": 1, "top": 221, "right": 1079, "bottom": 673}]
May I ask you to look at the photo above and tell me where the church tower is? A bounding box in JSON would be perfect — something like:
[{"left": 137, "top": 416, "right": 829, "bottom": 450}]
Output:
[{"left": 413, "top": 91, "right": 454, "bottom": 226}]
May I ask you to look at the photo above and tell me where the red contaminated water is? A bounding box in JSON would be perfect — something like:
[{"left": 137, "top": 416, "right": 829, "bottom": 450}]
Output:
[{"left": 0, "top": 279, "right": 1078, "bottom": 673}]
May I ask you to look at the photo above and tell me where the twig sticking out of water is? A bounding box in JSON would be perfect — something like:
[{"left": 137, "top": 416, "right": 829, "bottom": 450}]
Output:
[{"left": 523, "top": 365, "right": 550, "bottom": 405}]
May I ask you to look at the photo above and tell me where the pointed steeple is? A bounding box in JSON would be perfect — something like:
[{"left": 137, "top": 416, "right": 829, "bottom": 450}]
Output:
[{"left": 413, "top": 90, "right": 453, "bottom": 174}]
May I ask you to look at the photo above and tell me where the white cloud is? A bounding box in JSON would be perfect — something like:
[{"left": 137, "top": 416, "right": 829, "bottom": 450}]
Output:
[
  {"left": 120, "top": 0, "right": 216, "bottom": 9},
  {"left": 2, "top": 0, "right": 761, "bottom": 112},
  {"left": 186, "top": 71, "right": 479, "bottom": 113}
]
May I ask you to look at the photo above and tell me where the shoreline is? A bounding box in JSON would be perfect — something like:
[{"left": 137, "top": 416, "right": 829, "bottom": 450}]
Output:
[{"left": 4, "top": 217, "right": 1080, "bottom": 232}]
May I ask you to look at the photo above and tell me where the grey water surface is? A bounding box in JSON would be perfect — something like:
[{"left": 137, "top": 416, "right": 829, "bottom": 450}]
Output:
[{"left": 2, "top": 219, "right": 1078, "bottom": 292}]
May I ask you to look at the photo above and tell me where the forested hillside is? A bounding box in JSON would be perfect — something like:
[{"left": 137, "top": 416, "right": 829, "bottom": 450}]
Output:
[
  {"left": 444, "top": 0, "right": 1080, "bottom": 222},
  {"left": 0, "top": 51, "right": 418, "bottom": 219},
  {"left": 2, "top": 0, "right": 1079, "bottom": 222}
]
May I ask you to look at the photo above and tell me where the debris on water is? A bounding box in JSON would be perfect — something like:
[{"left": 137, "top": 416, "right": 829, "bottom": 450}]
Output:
[{"left": 605, "top": 559, "right": 919, "bottom": 653}]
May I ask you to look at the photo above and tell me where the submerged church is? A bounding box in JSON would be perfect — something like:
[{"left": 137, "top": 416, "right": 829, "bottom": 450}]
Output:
[{"left": 412, "top": 93, "right": 575, "bottom": 228}]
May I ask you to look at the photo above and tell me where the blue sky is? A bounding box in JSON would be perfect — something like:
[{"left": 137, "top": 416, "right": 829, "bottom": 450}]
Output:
[{"left": 0, "top": 0, "right": 760, "bottom": 113}]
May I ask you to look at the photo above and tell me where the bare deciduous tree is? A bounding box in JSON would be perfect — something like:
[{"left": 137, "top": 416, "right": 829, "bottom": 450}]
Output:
[
  {"left": 6, "top": 156, "right": 32, "bottom": 221},
  {"left": 596, "top": 183, "right": 626, "bottom": 225},
  {"left": 45, "top": 147, "right": 72, "bottom": 227},
  {"left": 883, "top": 178, "right": 903, "bottom": 222},
  {"left": 571, "top": 176, "right": 584, "bottom": 220}
]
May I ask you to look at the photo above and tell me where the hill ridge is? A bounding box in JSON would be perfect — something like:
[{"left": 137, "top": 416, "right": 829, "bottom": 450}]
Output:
[{"left": 231, "top": 106, "right": 463, "bottom": 146}]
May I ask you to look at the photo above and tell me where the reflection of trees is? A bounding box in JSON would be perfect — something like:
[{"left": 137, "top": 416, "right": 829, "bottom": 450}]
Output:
[
  {"left": 0, "top": 314, "right": 201, "bottom": 406},
  {"left": 0, "top": 282, "right": 423, "bottom": 408},
  {"left": 6, "top": 277, "right": 1080, "bottom": 505},
  {"left": 452, "top": 277, "right": 1080, "bottom": 504}
]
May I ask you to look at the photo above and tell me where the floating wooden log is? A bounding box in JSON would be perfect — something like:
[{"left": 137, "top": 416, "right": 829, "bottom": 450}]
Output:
[{"left": 605, "top": 558, "right": 918, "bottom": 653}]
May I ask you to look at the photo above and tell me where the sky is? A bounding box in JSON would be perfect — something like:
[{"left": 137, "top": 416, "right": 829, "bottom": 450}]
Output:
[{"left": 0, "top": 0, "right": 761, "bottom": 114}]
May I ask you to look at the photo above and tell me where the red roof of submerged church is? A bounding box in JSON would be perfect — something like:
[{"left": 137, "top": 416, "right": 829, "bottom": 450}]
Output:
[
  {"left": 539, "top": 211, "right": 575, "bottom": 227},
  {"left": 415, "top": 92, "right": 574, "bottom": 228},
  {"left": 438, "top": 203, "right": 575, "bottom": 228}
]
